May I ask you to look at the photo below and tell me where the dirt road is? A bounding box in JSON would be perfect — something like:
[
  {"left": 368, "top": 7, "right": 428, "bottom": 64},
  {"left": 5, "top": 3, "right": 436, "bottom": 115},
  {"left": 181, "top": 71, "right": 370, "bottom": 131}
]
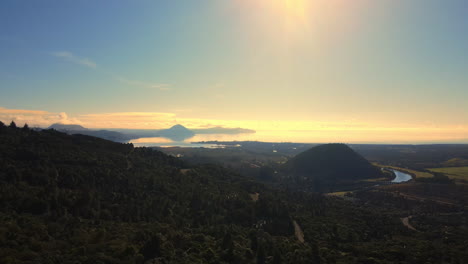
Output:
[{"left": 293, "top": 220, "right": 305, "bottom": 243}]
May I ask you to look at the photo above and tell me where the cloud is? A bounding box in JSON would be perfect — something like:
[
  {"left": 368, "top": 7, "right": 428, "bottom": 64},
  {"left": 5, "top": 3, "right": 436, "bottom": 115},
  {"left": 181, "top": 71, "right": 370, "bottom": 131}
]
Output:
[
  {"left": 4, "top": 106, "right": 468, "bottom": 143},
  {"left": 0, "top": 107, "right": 179, "bottom": 129},
  {"left": 50, "top": 51, "right": 170, "bottom": 90},
  {"left": 51, "top": 51, "right": 97, "bottom": 69},
  {"left": 0, "top": 107, "right": 49, "bottom": 115},
  {"left": 0, "top": 107, "right": 237, "bottom": 130},
  {"left": 113, "top": 77, "right": 171, "bottom": 91},
  {"left": 57, "top": 112, "right": 81, "bottom": 125},
  {"left": 0, "top": 107, "right": 82, "bottom": 127},
  {"left": 157, "top": 86, "right": 171, "bottom": 91},
  {"left": 78, "top": 112, "right": 177, "bottom": 129}
]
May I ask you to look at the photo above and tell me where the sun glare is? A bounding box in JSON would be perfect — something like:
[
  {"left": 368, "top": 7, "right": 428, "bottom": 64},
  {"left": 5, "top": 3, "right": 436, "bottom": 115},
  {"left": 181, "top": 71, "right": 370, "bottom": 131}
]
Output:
[
  {"left": 234, "top": 0, "right": 360, "bottom": 39},
  {"left": 266, "top": 0, "right": 362, "bottom": 34},
  {"left": 282, "top": 0, "right": 309, "bottom": 20},
  {"left": 272, "top": 0, "right": 311, "bottom": 31}
]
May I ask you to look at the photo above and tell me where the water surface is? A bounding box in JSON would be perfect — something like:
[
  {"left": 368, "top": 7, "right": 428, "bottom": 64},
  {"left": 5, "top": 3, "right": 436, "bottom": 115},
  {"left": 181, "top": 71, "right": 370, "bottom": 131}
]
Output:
[{"left": 391, "top": 169, "right": 412, "bottom": 183}]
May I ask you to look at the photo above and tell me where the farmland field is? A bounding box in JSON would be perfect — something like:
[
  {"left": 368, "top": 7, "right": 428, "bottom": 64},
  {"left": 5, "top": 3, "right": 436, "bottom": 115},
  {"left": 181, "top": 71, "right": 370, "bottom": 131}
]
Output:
[{"left": 427, "top": 166, "right": 468, "bottom": 180}]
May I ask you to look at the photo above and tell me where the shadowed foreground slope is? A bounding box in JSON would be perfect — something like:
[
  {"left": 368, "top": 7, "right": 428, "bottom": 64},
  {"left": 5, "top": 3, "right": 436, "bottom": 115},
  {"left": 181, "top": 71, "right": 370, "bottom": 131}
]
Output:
[{"left": 0, "top": 123, "right": 467, "bottom": 263}]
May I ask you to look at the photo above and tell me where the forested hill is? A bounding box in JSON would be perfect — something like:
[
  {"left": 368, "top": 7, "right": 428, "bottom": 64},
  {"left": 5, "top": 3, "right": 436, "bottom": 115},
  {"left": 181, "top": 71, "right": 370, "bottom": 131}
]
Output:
[
  {"left": 0, "top": 123, "right": 311, "bottom": 263},
  {"left": 1, "top": 123, "right": 466, "bottom": 263},
  {"left": 283, "top": 144, "right": 383, "bottom": 192}
]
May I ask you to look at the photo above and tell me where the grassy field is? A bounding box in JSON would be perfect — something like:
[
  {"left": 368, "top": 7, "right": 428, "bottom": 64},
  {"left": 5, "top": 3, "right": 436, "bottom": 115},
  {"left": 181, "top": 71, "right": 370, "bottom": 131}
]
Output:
[
  {"left": 362, "top": 177, "right": 390, "bottom": 182},
  {"left": 427, "top": 166, "right": 468, "bottom": 180},
  {"left": 326, "top": 191, "right": 350, "bottom": 197},
  {"left": 373, "top": 163, "right": 433, "bottom": 179},
  {"left": 442, "top": 158, "right": 468, "bottom": 167}
]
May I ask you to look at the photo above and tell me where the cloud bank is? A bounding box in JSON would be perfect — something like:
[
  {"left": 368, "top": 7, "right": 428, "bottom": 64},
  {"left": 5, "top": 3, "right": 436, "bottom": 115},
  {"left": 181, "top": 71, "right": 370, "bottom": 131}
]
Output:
[
  {"left": 0, "top": 107, "right": 82, "bottom": 127},
  {"left": 1, "top": 106, "right": 468, "bottom": 143}
]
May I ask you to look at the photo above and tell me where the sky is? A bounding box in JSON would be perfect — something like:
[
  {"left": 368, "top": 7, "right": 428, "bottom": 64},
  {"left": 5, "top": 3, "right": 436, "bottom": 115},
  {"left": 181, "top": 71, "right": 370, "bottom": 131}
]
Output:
[{"left": 1, "top": 0, "right": 468, "bottom": 143}]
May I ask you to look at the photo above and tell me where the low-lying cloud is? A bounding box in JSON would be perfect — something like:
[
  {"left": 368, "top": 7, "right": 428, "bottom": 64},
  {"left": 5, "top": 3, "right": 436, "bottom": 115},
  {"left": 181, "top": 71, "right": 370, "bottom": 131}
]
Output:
[
  {"left": 0, "top": 107, "right": 82, "bottom": 127},
  {"left": 1, "top": 106, "right": 468, "bottom": 143}
]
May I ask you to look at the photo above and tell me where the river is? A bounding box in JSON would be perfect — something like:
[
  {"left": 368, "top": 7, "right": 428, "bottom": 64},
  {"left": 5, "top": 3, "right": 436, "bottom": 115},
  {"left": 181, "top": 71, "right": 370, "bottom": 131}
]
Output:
[{"left": 391, "top": 169, "right": 412, "bottom": 183}]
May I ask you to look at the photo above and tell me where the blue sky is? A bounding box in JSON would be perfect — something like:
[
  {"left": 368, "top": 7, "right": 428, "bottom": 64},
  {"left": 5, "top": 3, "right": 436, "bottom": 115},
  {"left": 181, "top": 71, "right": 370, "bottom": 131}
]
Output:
[{"left": 1, "top": 0, "right": 468, "bottom": 142}]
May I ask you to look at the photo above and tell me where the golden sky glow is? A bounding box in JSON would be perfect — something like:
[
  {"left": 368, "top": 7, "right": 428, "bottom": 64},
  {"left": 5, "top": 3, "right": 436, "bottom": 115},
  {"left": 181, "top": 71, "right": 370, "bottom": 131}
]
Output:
[
  {"left": 251, "top": 0, "right": 360, "bottom": 35},
  {"left": 1, "top": 107, "right": 468, "bottom": 144},
  {"left": 2, "top": 1, "right": 468, "bottom": 144},
  {"left": 277, "top": 0, "right": 309, "bottom": 28}
]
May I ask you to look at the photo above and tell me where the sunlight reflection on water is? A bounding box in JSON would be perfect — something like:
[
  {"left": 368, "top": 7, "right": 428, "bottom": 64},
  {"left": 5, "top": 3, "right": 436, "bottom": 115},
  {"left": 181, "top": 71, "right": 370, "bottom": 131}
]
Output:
[
  {"left": 129, "top": 131, "right": 323, "bottom": 148},
  {"left": 128, "top": 129, "right": 458, "bottom": 147}
]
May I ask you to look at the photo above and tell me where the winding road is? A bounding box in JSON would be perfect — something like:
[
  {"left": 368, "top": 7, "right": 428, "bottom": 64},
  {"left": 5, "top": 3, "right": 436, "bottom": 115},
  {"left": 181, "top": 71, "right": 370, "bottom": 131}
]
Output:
[{"left": 401, "top": 216, "right": 419, "bottom": 232}]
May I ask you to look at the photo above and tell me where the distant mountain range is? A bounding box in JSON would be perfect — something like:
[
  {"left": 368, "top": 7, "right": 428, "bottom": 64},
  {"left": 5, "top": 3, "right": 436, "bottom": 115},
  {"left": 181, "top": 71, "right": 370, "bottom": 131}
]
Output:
[
  {"left": 46, "top": 123, "right": 255, "bottom": 142},
  {"left": 192, "top": 127, "right": 255, "bottom": 135},
  {"left": 47, "top": 124, "right": 137, "bottom": 142},
  {"left": 48, "top": 123, "right": 88, "bottom": 131}
]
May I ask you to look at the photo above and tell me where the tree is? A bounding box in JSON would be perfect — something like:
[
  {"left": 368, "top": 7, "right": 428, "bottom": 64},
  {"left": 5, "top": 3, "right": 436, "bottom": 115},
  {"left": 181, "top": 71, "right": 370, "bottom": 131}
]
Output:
[
  {"left": 140, "top": 235, "right": 162, "bottom": 262},
  {"left": 257, "top": 244, "right": 266, "bottom": 264},
  {"left": 9, "top": 121, "right": 17, "bottom": 128},
  {"left": 273, "top": 250, "right": 282, "bottom": 264},
  {"left": 310, "top": 243, "right": 321, "bottom": 264},
  {"left": 249, "top": 232, "right": 258, "bottom": 252},
  {"left": 0, "top": 120, "right": 6, "bottom": 133}
]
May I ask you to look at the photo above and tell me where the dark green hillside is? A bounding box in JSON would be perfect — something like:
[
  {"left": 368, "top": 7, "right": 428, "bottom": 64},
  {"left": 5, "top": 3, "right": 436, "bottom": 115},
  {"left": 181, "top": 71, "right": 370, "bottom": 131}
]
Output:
[
  {"left": 1, "top": 123, "right": 467, "bottom": 263},
  {"left": 284, "top": 144, "right": 383, "bottom": 191},
  {"left": 0, "top": 124, "right": 303, "bottom": 263}
]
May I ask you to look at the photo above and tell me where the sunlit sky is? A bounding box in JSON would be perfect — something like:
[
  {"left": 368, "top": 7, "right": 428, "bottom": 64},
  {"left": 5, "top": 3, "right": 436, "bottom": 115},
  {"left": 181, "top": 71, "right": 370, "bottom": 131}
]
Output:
[{"left": 1, "top": 0, "right": 468, "bottom": 143}]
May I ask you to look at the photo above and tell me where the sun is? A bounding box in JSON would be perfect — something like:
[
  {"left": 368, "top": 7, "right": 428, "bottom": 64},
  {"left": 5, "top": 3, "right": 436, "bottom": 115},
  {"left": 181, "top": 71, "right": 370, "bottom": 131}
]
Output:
[
  {"left": 271, "top": 0, "right": 315, "bottom": 33},
  {"left": 233, "top": 0, "right": 359, "bottom": 43},
  {"left": 282, "top": 0, "right": 309, "bottom": 21},
  {"left": 268, "top": 0, "right": 360, "bottom": 39}
]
